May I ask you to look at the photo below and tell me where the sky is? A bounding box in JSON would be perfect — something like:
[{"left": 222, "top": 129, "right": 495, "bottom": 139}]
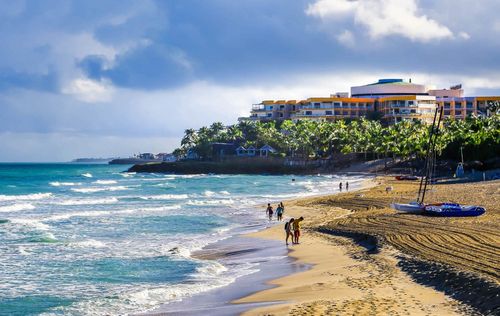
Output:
[{"left": 1, "top": 0, "right": 500, "bottom": 162}]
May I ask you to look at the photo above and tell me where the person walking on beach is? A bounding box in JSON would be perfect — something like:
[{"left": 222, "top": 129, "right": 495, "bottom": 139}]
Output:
[
  {"left": 285, "top": 218, "right": 294, "bottom": 245},
  {"left": 339, "top": 182, "right": 343, "bottom": 191},
  {"left": 346, "top": 181, "right": 349, "bottom": 191},
  {"left": 292, "top": 216, "right": 304, "bottom": 244},
  {"left": 266, "top": 203, "right": 273, "bottom": 221},
  {"left": 276, "top": 203, "right": 284, "bottom": 221}
]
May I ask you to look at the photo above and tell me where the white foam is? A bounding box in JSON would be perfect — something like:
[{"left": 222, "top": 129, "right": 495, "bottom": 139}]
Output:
[
  {"left": 0, "top": 193, "right": 52, "bottom": 201},
  {"left": 119, "top": 172, "right": 136, "bottom": 177},
  {"left": 54, "top": 197, "right": 119, "bottom": 206},
  {"left": 43, "top": 205, "right": 181, "bottom": 222},
  {"left": 71, "top": 186, "right": 129, "bottom": 193},
  {"left": 81, "top": 173, "right": 93, "bottom": 178},
  {"left": 18, "top": 246, "right": 31, "bottom": 255},
  {"left": 219, "top": 191, "right": 230, "bottom": 195},
  {"left": 0, "top": 203, "right": 36, "bottom": 212},
  {"left": 93, "top": 180, "right": 117, "bottom": 185},
  {"left": 71, "top": 239, "right": 107, "bottom": 248},
  {"left": 186, "top": 199, "right": 234, "bottom": 206},
  {"left": 49, "top": 182, "right": 80, "bottom": 187},
  {"left": 10, "top": 218, "right": 50, "bottom": 231},
  {"left": 203, "top": 190, "right": 215, "bottom": 197},
  {"left": 44, "top": 210, "right": 116, "bottom": 221},
  {"left": 139, "top": 194, "right": 189, "bottom": 200}
]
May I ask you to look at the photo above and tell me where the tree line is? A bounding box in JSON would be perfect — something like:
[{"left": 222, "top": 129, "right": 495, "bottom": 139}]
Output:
[{"left": 174, "top": 115, "right": 500, "bottom": 162}]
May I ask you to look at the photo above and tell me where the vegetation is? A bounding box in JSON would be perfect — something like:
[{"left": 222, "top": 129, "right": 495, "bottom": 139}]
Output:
[{"left": 174, "top": 115, "right": 500, "bottom": 162}]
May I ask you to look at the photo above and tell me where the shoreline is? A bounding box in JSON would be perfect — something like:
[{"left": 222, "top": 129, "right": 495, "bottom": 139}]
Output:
[
  {"left": 143, "top": 175, "right": 371, "bottom": 315},
  {"left": 144, "top": 236, "right": 309, "bottom": 315},
  {"left": 146, "top": 176, "right": 498, "bottom": 315},
  {"left": 234, "top": 177, "right": 499, "bottom": 315}
]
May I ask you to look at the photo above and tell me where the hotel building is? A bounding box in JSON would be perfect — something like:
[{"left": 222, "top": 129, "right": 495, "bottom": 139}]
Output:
[{"left": 244, "top": 79, "right": 499, "bottom": 124}]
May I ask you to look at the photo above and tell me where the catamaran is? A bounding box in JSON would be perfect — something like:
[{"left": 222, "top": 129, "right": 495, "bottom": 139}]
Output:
[{"left": 391, "top": 106, "right": 486, "bottom": 217}]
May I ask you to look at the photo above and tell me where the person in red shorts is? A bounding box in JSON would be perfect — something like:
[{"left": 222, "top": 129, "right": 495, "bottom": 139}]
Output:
[{"left": 292, "top": 216, "right": 304, "bottom": 244}]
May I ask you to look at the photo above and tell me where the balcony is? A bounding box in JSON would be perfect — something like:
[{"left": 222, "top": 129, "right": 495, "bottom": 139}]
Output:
[{"left": 252, "top": 105, "right": 266, "bottom": 111}]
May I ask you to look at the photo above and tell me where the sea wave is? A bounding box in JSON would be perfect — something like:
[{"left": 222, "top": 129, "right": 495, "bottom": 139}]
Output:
[
  {"left": 70, "top": 239, "right": 107, "bottom": 248},
  {"left": 43, "top": 205, "right": 182, "bottom": 222},
  {"left": 81, "top": 173, "right": 93, "bottom": 178},
  {"left": 0, "top": 203, "right": 36, "bottom": 212},
  {"left": 119, "top": 172, "right": 136, "bottom": 177},
  {"left": 9, "top": 218, "right": 51, "bottom": 231},
  {"left": 186, "top": 199, "right": 234, "bottom": 206},
  {"left": 203, "top": 190, "right": 215, "bottom": 197},
  {"left": 0, "top": 192, "right": 52, "bottom": 201},
  {"left": 50, "top": 182, "right": 81, "bottom": 187},
  {"left": 71, "top": 186, "right": 129, "bottom": 193},
  {"left": 93, "top": 180, "right": 118, "bottom": 185},
  {"left": 53, "top": 197, "right": 119, "bottom": 206},
  {"left": 139, "top": 194, "right": 189, "bottom": 200},
  {"left": 29, "top": 232, "right": 58, "bottom": 243}
]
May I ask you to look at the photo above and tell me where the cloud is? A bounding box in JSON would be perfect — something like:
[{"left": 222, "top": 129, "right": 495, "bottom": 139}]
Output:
[
  {"left": 458, "top": 31, "right": 470, "bottom": 40},
  {"left": 62, "top": 78, "right": 114, "bottom": 102},
  {"left": 336, "top": 30, "right": 355, "bottom": 47},
  {"left": 306, "top": 0, "right": 454, "bottom": 42}
]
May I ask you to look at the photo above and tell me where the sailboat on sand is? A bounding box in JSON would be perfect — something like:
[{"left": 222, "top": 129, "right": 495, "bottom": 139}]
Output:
[{"left": 390, "top": 107, "right": 486, "bottom": 217}]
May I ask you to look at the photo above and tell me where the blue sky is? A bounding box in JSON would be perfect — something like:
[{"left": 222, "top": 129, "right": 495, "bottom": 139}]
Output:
[{"left": 1, "top": 0, "right": 500, "bottom": 161}]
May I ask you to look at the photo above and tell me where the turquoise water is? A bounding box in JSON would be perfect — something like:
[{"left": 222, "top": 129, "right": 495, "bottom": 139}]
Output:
[{"left": 0, "top": 163, "right": 365, "bottom": 315}]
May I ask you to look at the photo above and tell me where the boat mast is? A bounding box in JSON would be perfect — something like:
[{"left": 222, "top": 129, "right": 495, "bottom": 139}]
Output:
[
  {"left": 420, "top": 106, "right": 444, "bottom": 204},
  {"left": 417, "top": 107, "right": 439, "bottom": 203}
]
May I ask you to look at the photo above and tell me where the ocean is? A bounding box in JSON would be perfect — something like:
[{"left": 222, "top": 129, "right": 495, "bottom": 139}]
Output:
[{"left": 0, "top": 163, "right": 365, "bottom": 315}]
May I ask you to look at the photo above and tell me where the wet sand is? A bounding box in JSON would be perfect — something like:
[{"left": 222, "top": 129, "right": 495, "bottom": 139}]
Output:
[
  {"left": 143, "top": 236, "right": 310, "bottom": 315},
  {"left": 236, "top": 177, "right": 499, "bottom": 315}
]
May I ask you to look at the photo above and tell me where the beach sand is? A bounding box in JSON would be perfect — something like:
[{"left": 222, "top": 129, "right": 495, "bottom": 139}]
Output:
[{"left": 235, "top": 177, "right": 499, "bottom": 315}]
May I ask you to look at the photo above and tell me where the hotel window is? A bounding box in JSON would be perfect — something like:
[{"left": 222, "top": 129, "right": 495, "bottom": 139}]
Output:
[
  {"left": 455, "top": 103, "right": 462, "bottom": 109},
  {"left": 455, "top": 110, "right": 462, "bottom": 115},
  {"left": 342, "top": 111, "right": 348, "bottom": 115},
  {"left": 444, "top": 110, "right": 451, "bottom": 115},
  {"left": 305, "top": 111, "right": 312, "bottom": 115},
  {"left": 325, "top": 110, "right": 332, "bottom": 115},
  {"left": 466, "top": 102, "right": 473, "bottom": 108},
  {"left": 267, "top": 113, "right": 272, "bottom": 117},
  {"left": 408, "top": 101, "right": 414, "bottom": 105},
  {"left": 334, "top": 102, "right": 341, "bottom": 108},
  {"left": 280, "top": 105, "right": 285, "bottom": 109},
  {"left": 314, "top": 102, "right": 321, "bottom": 109},
  {"left": 444, "top": 103, "right": 451, "bottom": 109},
  {"left": 279, "top": 113, "right": 284, "bottom": 117}
]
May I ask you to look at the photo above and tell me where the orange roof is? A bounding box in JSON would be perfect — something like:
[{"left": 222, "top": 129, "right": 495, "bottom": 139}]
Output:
[
  {"left": 475, "top": 96, "right": 500, "bottom": 101},
  {"left": 306, "top": 97, "right": 375, "bottom": 103},
  {"left": 286, "top": 100, "right": 297, "bottom": 104},
  {"left": 262, "top": 100, "right": 274, "bottom": 104}
]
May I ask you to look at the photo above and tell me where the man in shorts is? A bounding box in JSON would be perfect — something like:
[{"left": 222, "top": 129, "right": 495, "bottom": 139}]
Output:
[
  {"left": 292, "top": 216, "right": 304, "bottom": 244},
  {"left": 266, "top": 203, "right": 273, "bottom": 221}
]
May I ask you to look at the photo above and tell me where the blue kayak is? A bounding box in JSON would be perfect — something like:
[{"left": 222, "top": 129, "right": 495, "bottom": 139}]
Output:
[{"left": 424, "top": 203, "right": 486, "bottom": 217}]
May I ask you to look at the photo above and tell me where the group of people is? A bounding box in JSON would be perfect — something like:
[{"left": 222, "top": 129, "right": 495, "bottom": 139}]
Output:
[
  {"left": 266, "top": 202, "right": 285, "bottom": 221},
  {"left": 339, "top": 181, "right": 349, "bottom": 191},
  {"left": 266, "top": 202, "right": 304, "bottom": 245}
]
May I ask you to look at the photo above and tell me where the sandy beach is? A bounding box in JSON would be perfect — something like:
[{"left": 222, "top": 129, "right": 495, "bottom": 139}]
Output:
[{"left": 235, "top": 177, "right": 500, "bottom": 315}]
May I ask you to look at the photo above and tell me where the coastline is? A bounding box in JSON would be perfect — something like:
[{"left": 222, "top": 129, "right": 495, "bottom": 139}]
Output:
[
  {"left": 142, "top": 175, "right": 371, "bottom": 315},
  {"left": 145, "top": 176, "right": 498, "bottom": 315},
  {"left": 235, "top": 176, "right": 499, "bottom": 315}
]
